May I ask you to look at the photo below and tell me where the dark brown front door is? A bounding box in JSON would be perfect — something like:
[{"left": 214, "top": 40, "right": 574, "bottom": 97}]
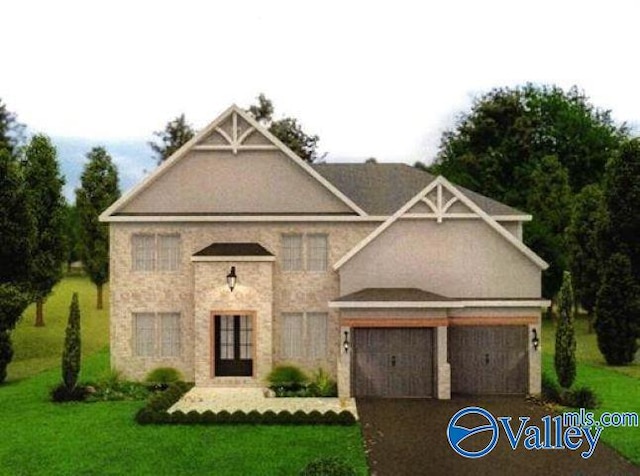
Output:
[
  {"left": 449, "top": 326, "right": 527, "bottom": 395},
  {"left": 353, "top": 328, "right": 434, "bottom": 397},
  {"left": 214, "top": 315, "right": 253, "bottom": 377}
]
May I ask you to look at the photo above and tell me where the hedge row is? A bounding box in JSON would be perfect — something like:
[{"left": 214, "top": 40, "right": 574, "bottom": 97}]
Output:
[{"left": 134, "top": 382, "right": 356, "bottom": 426}]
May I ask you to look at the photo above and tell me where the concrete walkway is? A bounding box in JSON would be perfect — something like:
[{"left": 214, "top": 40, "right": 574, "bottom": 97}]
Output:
[{"left": 169, "top": 387, "right": 359, "bottom": 419}]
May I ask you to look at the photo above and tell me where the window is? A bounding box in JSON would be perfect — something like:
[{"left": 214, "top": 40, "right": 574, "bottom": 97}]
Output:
[
  {"left": 307, "top": 234, "right": 328, "bottom": 271},
  {"left": 133, "top": 312, "right": 181, "bottom": 357},
  {"left": 132, "top": 234, "right": 180, "bottom": 271},
  {"left": 281, "top": 234, "right": 328, "bottom": 272},
  {"left": 282, "top": 234, "right": 303, "bottom": 271},
  {"left": 280, "top": 312, "right": 328, "bottom": 359}
]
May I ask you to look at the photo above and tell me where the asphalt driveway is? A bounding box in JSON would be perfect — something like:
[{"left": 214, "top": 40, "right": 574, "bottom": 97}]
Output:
[{"left": 357, "top": 396, "right": 639, "bottom": 476}]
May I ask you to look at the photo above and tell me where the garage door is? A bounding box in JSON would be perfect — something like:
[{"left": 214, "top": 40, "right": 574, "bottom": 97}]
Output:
[
  {"left": 353, "top": 328, "right": 433, "bottom": 397},
  {"left": 449, "top": 326, "right": 527, "bottom": 395}
]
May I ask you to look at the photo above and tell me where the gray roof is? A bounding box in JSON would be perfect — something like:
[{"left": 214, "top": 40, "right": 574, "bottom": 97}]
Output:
[
  {"left": 312, "top": 163, "right": 526, "bottom": 217},
  {"left": 193, "top": 242, "right": 273, "bottom": 257},
  {"left": 333, "top": 288, "right": 452, "bottom": 302}
]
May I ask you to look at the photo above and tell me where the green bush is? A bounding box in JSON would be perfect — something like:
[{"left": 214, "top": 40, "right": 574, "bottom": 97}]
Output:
[
  {"left": 135, "top": 381, "right": 193, "bottom": 424},
  {"left": 51, "top": 383, "right": 87, "bottom": 402},
  {"left": 145, "top": 367, "right": 183, "bottom": 385},
  {"left": 564, "top": 387, "right": 599, "bottom": 409},
  {"left": 308, "top": 368, "right": 338, "bottom": 397},
  {"left": 85, "top": 370, "right": 150, "bottom": 402},
  {"left": 299, "top": 457, "right": 357, "bottom": 476},
  {"left": 267, "top": 365, "right": 308, "bottom": 393},
  {"left": 541, "top": 372, "right": 561, "bottom": 403}
]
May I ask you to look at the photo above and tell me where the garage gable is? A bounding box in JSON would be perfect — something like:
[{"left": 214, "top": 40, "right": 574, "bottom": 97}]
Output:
[{"left": 334, "top": 175, "right": 548, "bottom": 270}]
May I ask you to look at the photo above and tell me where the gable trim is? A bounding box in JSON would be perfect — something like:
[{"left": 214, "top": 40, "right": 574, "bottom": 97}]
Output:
[
  {"left": 99, "top": 105, "right": 367, "bottom": 221},
  {"left": 333, "top": 176, "right": 549, "bottom": 270}
]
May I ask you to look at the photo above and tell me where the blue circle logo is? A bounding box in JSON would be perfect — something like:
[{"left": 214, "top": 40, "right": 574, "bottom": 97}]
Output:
[{"left": 447, "top": 406, "right": 499, "bottom": 458}]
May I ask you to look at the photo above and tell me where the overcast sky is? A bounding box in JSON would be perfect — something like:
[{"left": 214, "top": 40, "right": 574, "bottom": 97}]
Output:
[{"left": 4, "top": 0, "right": 640, "bottom": 168}]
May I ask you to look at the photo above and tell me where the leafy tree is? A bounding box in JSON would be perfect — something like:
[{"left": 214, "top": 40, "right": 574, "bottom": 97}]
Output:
[
  {"left": 555, "top": 271, "right": 576, "bottom": 388},
  {"left": 149, "top": 114, "right": 195, "bottom": 164},
  {"left": 431, "top": 84, "right": 626, "bottom": 206},
  {"left": 0, "top": 147, "right": 35, "bottom": 383},
  {"left": 63, "top": 204, "right": 83, "bottom": 270},
  {"left": 525, "top": 155, "right": 572, "bottom": 299},
  {"left": 23, "top": 134, "right": 67, "bottom": 327},
  {"left": 566, "top": 184, "right": 605, "bottom": 329},
  {"left": 247, "top": 94, "right": 320, "bottom": 163},
  {"left": 601, "top": 139, "right": 640, "bottom": 280},
  {"left": 62, "top": 293, "right": 81, "bottom": 390},
  {"left": 594, "top": 253, "right": 640, "bottom": 365},
  {"left": 0, "top": 98, "right": 25, "bottom": 154},
  {"left": 76, "top": 147, "right": 120, "bottom": 309}
]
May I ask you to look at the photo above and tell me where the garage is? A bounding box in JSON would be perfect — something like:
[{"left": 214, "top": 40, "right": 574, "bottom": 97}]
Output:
[
  {"left": 449, "top": 326, "right": 527, "bottom": 395},
  {"left": 352, "top": 328, "right": 434, "bottom": 397}
]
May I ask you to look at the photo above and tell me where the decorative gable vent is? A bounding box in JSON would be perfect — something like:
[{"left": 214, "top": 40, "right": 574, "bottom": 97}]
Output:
[{"left": 194, "top": 111, "right": 276, "bottom": 155}]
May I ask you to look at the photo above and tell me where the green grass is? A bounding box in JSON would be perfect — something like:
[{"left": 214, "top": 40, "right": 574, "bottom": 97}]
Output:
[
  {"left": 8, "top": 275, "right": 109, "bottom": 381},
  {"left": 542, "top": 316, "right": 640, "bottom": 465},
  {"left": 1, "top": 277, "right": 368, "bottom": 475}
]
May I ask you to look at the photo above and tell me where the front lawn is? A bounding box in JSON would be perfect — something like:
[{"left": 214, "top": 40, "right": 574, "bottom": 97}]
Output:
[{"left": 541, "top": 316, "right": 640, "bottom": 466}]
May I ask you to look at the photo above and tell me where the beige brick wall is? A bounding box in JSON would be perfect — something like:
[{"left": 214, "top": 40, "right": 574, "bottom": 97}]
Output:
[{"left": 109, "top": 221, "right": 374, "bottom": 382}]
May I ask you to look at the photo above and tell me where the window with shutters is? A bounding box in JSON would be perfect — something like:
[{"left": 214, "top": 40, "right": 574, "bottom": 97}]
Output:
[
  {"left": 132, "top": 233, "right": 181, "bottom": 271},
  {"left": 133, "top": 312, "right": 181, "bottom": 357},
  {"left": 280, "top": 312, "right": 328, "bottom": 359}
]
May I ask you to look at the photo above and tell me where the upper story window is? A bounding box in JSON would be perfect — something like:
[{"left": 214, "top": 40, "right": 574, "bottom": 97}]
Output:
[
  {"left": 132, "top": 233, "right": 181, "bottom": 271},
  {"left": 281, "top": 233, "right": 328, "bottom": 272}
]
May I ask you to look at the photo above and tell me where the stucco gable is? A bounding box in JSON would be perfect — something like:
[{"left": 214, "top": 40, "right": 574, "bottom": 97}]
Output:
[
  {"left": 100, "top": 105, "right": 366, "bottom": 220},
  {"left": 334, "top": 176, "right": 549, "bottom": 270}
]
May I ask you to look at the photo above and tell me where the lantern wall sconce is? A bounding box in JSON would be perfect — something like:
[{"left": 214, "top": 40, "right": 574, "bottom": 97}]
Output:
[
  {"left": 532, "top": 328, "right": 540, "bottom": 351},
  {"left": 343, "top": 331, "right": 350, "bottom": 353},
  {"left": 226, "top": 266, "right": 237, "bottom": 292}
]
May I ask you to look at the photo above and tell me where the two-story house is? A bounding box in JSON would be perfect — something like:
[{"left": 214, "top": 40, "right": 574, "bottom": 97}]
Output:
[{"left": 100, "top": 104, "right": 549, "bottom": 399}]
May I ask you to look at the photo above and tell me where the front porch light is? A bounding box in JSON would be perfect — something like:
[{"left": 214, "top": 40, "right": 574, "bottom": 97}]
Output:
[
  {"left": 532, "top": 328, "right": 540, "bottom": 351},
  {"left": 343, "top": 331, "right": 350, "bottom": 353},
  {"left": 226, "top": 266, "right": 237, "bottom": 292}
]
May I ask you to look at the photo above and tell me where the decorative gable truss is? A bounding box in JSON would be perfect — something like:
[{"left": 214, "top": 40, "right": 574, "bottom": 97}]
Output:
[
  {"left": 334, "top": 175, "right": 549, "bottom": 270},
  {"left": 194, "top": 110, "right": 276, "bottom": 154}
]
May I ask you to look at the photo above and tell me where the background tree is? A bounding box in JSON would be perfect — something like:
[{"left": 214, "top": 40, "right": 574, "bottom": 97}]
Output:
[
  {"left": 149, "top": 114, "right": 195, "bottom": 164},
  {"left": 76, "top": 147, "right": 120, "bottom": 309},
  {"left": 247, "top": 94, "right": 320, "bottom": 163},
  {"left": 525, "top": 155, "right": 572, "bottom": 299},
  {"left": 0, "top": 147, "right": 35, "bottom": 383},
  {"left": 566, "top": 184, "right": 605, "bottom": 330},
  {"left": 62, "top": 293, "right": 81, "bottom": 390},
  {"left": 23, "top": 134, "right": 67, "bottom": 327},
  {"left": 594, "top": 253, "right": 639, "bottom": 365},
  {"left": 0, "top": 98, "right": 25, "bottom": 154},
  {"left": 555, "top": 271, "right": 576, "bottom": 388},
  {"left": 63, "top": 204, "right": 83, "bottom": 271}
]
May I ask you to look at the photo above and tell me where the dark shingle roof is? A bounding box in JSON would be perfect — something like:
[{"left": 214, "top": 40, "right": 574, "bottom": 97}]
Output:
[
  {"left": 333, "top": 288, "right": 452, "bottom": 302},
  {"left": 312, "top": 163, "right": 526, "bottom": 217},
  {"left": 193, "top": 242, "right": 273, "bottom": 257}
]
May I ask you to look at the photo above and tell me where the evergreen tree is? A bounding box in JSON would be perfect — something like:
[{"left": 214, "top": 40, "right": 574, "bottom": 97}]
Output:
[
  {"left": 149, "top": 114, "right": 195, "bottom": 164},
  {"left": 594, "top": 253, "right": 640, "bottom": 365},
  {"left": 0, "top": 98, "right": 24, "bottom": 154},
  {"left": 62, "top": 293, "right": 81, "bottom": 390},
  {"left": 566, "top": 184, "right": 605, "bottom": 329},
  {"left": 555, "top": 271, "right": 576, "bottom": 387},
  {"left": 23, "top": 134, "right": 67, "bottom": 326},
  {"left": 76, "top": 147, "right": 120, "bottom": 309}
]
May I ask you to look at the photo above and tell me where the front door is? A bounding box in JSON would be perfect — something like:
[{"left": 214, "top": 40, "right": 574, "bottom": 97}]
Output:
[{"left": 214, "top": 314, "right": 253, "bottom": 377}]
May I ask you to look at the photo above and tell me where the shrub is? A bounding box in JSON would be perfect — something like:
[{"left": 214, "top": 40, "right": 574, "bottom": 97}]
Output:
[
  {"left": 299, "top": 457, "right": 357, "bottom": 476},
  {"left": 85, "top": 370, "right": 150, "bottom": 402},
  {"left": 564, "top": 387, "right": 599, "bottom": 409},
  {"left": 135, "top": 381, "right": 193, "bottom": 424},
  {"left": 0, "top": 331, "right": 12, "bottom": 384},
  {"left": 51, "top": 383, "right": 87, "bottom": 402},
  {"left": 555, "top": 271, "right": 576, "bottom": 388},
  {"left": 267, "top": 365, "right": 308, "bottom": 393},
  {"left": 308, "top": 368, "right": 338, "bottom": 397},
  {"left": 145, "top": 367, "right": 183, "bottom": 385},
  {"left": 541, "top": 372, "right": 560, "bottom": 403},
  {"left": 61, "top": 293, "right": 81, "bottom": 391}
]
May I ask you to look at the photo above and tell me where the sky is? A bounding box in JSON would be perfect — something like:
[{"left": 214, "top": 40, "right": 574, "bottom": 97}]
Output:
[{"left": 3, "top": 0, "right": 640, "bottom": 199}]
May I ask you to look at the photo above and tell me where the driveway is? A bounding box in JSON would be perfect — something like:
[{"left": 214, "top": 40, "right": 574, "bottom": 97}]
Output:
[{"left": 357, "top": 396, "right": 639, "bottom": 476}]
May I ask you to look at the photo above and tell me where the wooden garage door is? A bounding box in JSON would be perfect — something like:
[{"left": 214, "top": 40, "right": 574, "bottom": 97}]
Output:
[
  {"left": 353, "top": 328, "right": 433, "bottom": 397},
  {"left": 449, "top": 326, "right": 527, "bottom": 395}
]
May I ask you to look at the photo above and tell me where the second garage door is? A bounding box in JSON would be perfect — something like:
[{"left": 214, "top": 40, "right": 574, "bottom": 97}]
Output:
[
  {"left": 353, "top": 328, "right": 434, "bottom": 398},
  {"left": 449, "top": 326, "right": 527, "bottom": 395}
]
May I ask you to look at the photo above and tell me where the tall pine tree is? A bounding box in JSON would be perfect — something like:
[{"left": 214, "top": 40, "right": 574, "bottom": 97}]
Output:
[
  {"left": 23, "top": 134, "right": 67, "bottom": 326},
  {"left": 76, "top": 147, "right": 120, "bottom": 309},
  {"left": 555, "top": 271, "right": 576, "bottom": 387}
]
